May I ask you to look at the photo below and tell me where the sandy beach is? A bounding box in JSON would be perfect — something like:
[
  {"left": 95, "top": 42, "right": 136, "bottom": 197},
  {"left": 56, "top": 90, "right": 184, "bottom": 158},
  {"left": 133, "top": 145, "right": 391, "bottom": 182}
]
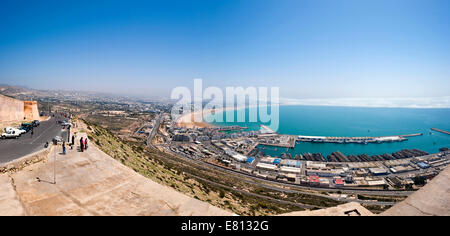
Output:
[
  {"left": 175, "top": 104, "right": 276, "bottom": 129},
  {"left": 176, "top": 107, "right": 227, "bottom": 129},
  {"left": 176, "top": 106, "right": 248, "bottom": 129},
  {"left": 176, "top": 110, "right": 212, "bottom": 128}
]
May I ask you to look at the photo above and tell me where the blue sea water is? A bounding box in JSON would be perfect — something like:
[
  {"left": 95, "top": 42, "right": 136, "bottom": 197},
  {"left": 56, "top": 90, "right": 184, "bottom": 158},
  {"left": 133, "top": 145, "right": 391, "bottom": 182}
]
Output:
[{"left": 208, "top": 105, "right": 450, "bottom": 158}]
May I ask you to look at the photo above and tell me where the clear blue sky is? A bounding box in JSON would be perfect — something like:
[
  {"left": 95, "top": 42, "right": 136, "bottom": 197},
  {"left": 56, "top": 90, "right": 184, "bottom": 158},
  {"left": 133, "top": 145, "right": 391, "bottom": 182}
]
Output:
[{"left": 0, "top": 0, "right": 449, "bottom": 99}]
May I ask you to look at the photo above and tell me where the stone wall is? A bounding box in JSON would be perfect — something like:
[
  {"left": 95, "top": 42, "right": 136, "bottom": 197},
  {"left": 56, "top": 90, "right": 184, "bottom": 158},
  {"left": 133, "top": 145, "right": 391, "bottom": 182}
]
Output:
[
  {"left": 0, "top": 94, "right": 25, "bottom": 122},
  {"left": 23, "top": 101, "right": 40, "bottom": 121},
  {"left": 0, "top": 94, "right": 40, "bottom": 122}
]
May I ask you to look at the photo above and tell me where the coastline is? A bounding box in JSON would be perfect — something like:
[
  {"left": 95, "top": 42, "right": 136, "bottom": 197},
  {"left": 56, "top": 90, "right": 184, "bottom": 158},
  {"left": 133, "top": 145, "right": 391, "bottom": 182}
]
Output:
[
  {"left": 176, "top": 105, "right": 261, "bottom": 129},
  {"left": 176, "top": 109, "right": 213, "bottom": 128},
  {"left": 175, "top": 107, "right": 226, "bottom": 129}
]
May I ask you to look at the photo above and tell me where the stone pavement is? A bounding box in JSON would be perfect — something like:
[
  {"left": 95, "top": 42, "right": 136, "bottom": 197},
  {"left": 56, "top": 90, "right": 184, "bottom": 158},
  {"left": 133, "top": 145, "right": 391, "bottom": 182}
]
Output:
[{"left": 0, "top": 174, "right": 26, "bottom": 216}]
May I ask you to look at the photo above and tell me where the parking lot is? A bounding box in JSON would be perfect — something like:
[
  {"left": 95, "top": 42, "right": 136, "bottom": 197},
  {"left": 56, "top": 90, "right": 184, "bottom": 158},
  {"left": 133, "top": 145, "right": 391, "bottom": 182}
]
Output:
[{"left": 0, "top": 117, "right": 68, "bottom": 164}]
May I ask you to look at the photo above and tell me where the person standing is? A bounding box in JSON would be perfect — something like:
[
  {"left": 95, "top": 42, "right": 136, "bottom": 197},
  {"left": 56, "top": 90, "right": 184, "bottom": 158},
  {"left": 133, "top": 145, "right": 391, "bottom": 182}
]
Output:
[
  {"left": 85, "top": 138, "right": 88, "bottom": 150},
  {"left": 31, "top": 127, "right": 34, "bottom": 138},
  {"left": 67, "top": 127, "right": 71, "bottom": 142},
  {"left": 62, "top": 142, "right": 66, "bottom": 155},
  {"left": 80, "top": 137, "right": 84, "bottom": 152}
]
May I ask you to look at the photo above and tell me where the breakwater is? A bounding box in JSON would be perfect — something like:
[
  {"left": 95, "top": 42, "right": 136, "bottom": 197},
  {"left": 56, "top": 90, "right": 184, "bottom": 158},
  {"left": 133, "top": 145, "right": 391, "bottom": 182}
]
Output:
[{"left": 432, "top": 128, "right": 450, "bottom": 135}]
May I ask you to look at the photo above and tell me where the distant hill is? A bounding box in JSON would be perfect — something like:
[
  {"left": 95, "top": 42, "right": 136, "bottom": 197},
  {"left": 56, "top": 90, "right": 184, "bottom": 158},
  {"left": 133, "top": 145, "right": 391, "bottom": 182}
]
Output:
[
  {"left": 0, "top": 85, "right": 33, "bottom": 98},
  {"left": 0, "top": 84, "right": 164, "bottom": 103}
]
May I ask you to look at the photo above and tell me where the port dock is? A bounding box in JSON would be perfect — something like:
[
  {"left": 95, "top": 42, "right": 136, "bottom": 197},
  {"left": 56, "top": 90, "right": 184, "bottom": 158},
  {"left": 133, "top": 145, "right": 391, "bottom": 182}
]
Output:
[
  {"left": 401, "top": 133, "right": 423, "bottom": 137},
  {"left": 431, "top": 128, "right": 450, "bottom": 135},
  {"left": 297, "top": 133, "right": 423, "bottom": 144},
  {"left": 215, "top": 126, "right": 248, "bottom": 131}
]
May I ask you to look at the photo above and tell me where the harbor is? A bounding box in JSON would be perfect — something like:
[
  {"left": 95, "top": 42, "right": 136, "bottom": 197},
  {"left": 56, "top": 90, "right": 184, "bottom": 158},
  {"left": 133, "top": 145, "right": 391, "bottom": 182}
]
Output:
[{"left": 207, "top": 105, "right": 450, "bottom": 157}]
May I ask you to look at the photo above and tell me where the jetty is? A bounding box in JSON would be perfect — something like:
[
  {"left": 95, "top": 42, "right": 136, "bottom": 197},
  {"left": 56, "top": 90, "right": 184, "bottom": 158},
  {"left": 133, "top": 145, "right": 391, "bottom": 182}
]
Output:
[
  {"left": 431, "top": 128, "right": 450, "bottom": 135},
  {"left": 401, "top": 133, "right": 423, "bottom": 137},
  {"left": 297, "top": 133, "right": 423, "bottom": 145}
]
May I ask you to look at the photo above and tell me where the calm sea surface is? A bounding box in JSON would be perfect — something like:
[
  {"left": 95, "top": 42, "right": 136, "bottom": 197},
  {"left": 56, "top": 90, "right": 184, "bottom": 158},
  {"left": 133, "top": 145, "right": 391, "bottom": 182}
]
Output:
[{"left": 208, "top": 105, "right": 450, "bottom": 157}]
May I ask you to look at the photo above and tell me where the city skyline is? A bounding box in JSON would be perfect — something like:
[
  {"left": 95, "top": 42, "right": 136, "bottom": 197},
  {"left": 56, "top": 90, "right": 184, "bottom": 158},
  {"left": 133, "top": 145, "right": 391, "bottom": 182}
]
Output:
[{"left": 1, "top": 0, "right": 449, "bottom": 101}]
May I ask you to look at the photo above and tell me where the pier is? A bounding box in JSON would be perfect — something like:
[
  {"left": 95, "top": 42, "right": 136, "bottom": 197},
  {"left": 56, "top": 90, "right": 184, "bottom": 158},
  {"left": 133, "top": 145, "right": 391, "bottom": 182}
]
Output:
[
  {"left": 297, "top": 133, "right": 423, "bottom": 144},
  {"left": 431, "top": 128, "right": 450, "bottom": 135},
  {"left": 400, "top": 133, "right": 423, "bottom": 137}
]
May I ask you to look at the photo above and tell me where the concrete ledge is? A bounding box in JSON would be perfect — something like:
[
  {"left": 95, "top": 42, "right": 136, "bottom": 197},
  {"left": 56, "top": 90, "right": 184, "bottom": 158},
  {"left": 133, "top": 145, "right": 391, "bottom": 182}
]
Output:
[
  {"left": 8, "top": 133, "right": 232, "bottom": 216},
  {"left": 0, "top": 146, "right": 54, "bottom": 174},
  {"left": 278, "top": 202, "right": 374, "bottom": 216},
  {"left": 381, "top": 165, "right": 450, "bottom": 216}
]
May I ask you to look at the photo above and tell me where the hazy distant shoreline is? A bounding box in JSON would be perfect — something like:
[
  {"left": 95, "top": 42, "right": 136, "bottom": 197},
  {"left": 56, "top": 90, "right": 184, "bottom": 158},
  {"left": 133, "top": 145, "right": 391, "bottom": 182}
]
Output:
[{"left": 176, "top": 101, "right": 450, "bottom": 129}]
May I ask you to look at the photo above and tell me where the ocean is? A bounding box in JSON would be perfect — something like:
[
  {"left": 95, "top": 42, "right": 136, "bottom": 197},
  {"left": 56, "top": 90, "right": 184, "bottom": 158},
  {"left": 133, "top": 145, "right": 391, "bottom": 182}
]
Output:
[{"left": 208, "top": 105, "right": 450, "bottom": 158}]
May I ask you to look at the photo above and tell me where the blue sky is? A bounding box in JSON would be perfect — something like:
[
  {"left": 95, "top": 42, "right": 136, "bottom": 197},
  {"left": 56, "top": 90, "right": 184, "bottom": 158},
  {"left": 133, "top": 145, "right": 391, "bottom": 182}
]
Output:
[{"left": 0, "top": 0, "right": 449, "bottom": 99}]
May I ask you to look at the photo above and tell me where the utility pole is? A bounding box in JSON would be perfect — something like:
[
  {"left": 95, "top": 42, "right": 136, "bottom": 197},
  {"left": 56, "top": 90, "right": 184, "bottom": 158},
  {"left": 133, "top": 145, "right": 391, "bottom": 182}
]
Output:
[{"left": 53, "top": 149, "right": 56, "bottom": 184}]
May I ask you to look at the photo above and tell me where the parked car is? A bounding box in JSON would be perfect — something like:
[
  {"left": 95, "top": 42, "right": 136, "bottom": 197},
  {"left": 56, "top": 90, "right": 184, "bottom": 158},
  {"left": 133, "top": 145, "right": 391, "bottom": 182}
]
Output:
[
  {"left": 61, "top": 121, "right": 72, "bottom": 127},
  {"left": 1, "top": 130, "right": 20, "bottom": 139},
  {"left": 5, "top": 127, "right": 26, "bottom": 135},
  {"left": 52, "top": 136, "right": 63, "bottom": 144},
  {"left": 21, "top": 123, "right": 33, "bottom": 132},
  {"left": 32, "top": 120, "right": 40, "bottom": 127}
]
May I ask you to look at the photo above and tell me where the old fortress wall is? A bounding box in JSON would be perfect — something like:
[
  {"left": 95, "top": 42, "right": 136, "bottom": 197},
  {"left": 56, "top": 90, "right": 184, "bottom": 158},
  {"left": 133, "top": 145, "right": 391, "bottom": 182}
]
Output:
[
  {"left": 0, "top": 94, "right": 40, "bottom": 122},
  {"left": 23, "top": 101, "right": 40, "bottom": 121}
]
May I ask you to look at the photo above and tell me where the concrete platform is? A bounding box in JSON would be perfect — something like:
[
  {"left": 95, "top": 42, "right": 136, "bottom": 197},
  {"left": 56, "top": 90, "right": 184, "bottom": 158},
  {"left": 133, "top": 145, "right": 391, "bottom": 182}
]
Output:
[
  {"left": 2, "top": 133, "right": 232, "bottom": 216},
  {"left": 0, "top": 174, "right": 25, "bottom": 216}
]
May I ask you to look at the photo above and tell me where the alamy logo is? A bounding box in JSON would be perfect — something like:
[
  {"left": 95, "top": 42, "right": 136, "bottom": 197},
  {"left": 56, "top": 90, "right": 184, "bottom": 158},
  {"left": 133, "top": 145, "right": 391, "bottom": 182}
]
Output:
[{"left": 171, "top": 79, "right": 280, "bottom": 132}]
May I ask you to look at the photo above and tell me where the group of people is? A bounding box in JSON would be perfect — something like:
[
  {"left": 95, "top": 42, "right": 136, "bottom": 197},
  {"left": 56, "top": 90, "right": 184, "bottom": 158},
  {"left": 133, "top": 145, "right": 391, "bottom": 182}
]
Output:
[
  {"left": 80, "top": 137, "right": 88, "bottom": 152},
  {"left": 61, "top": 136, "right": 89, "bottom": 154}
]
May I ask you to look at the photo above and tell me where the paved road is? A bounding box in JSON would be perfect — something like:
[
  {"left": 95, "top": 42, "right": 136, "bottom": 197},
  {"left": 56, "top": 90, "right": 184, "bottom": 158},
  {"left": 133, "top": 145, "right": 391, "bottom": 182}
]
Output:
[
  {"left": 147, "top": 114, "right": 161, "bottom": 146},
  {"left": 0, "top": 117, "right": 68, "bottom": 164}
]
